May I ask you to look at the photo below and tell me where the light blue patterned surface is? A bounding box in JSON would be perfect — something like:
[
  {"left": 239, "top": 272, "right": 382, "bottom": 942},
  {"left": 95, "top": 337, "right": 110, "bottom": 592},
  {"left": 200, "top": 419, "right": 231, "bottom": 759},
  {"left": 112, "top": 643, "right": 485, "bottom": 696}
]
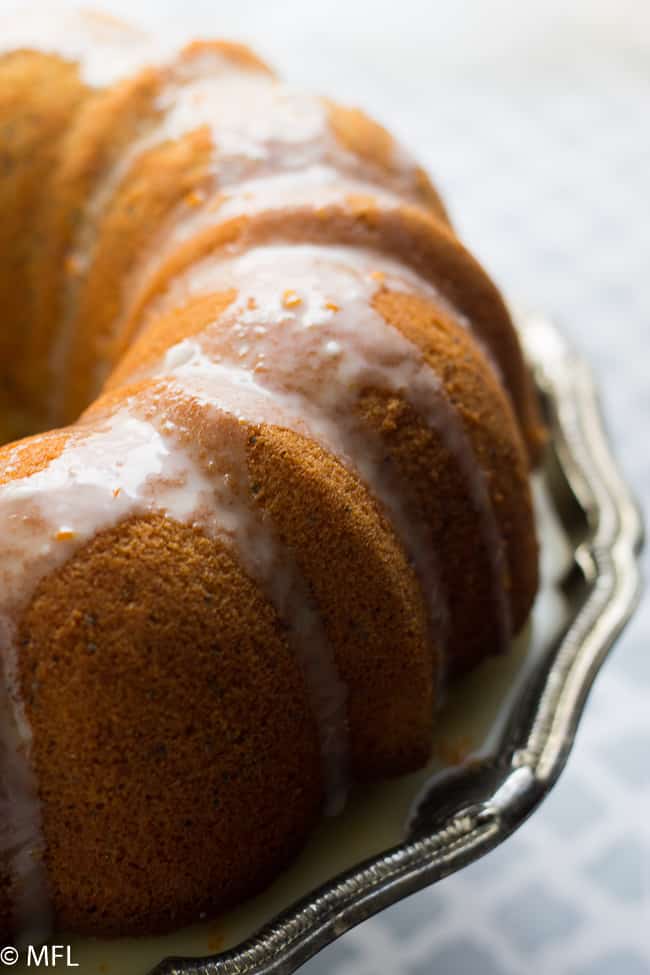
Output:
[{"left": 4, "top": 2, "right": 648, "bottom": 971}]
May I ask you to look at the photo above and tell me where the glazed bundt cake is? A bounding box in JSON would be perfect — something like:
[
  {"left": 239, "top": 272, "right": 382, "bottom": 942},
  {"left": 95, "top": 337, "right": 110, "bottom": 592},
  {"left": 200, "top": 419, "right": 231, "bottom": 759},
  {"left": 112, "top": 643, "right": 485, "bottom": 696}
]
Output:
[{"left": 0, "top": 7, "right": 543, "bottom": 942}]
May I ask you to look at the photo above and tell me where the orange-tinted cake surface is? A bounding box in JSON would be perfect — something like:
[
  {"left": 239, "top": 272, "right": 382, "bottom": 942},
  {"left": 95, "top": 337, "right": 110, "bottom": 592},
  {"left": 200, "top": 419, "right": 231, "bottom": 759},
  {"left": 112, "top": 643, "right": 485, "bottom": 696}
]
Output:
[{"left": 0, "top": 7, "right": 542, "bottom": 941}]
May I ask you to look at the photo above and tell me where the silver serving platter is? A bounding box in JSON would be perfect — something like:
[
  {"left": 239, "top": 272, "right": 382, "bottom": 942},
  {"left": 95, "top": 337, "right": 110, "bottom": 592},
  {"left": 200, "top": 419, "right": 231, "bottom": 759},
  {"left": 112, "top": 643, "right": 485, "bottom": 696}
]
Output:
[{"left": 145, "top": 313, "right": 644, "bottom": 975}]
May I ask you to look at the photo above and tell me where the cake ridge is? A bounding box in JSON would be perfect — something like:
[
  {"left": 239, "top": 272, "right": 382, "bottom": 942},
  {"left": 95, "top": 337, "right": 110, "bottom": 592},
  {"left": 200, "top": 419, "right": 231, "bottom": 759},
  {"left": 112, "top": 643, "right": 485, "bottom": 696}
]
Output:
[
  {"left": 45, "top": 45, "right": 272, "bottom": 421},
  {"left": 0, "top": 8, "right": 540, "bottom": 939},
  {"left": 114, "top": 240, "right": 513, "bottom": 662},
  {"left": 49, "top": 47, "right": 444, "bottom": 422},
  {"left": 0, "top": 5, "right": 171, "bottom": 88},
  {"left": 98, "top": 196, "right": 542, "bottom": 462},
  {"left": 0, "top": 386, "right": 352, "bottom": 932}
]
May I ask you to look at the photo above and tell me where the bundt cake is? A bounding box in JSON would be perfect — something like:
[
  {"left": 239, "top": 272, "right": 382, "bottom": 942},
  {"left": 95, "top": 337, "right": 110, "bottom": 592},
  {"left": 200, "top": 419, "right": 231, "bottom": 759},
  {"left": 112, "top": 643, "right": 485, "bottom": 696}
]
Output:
[{"left": 0, "top": 7, "right": 543, "bottom": 943}]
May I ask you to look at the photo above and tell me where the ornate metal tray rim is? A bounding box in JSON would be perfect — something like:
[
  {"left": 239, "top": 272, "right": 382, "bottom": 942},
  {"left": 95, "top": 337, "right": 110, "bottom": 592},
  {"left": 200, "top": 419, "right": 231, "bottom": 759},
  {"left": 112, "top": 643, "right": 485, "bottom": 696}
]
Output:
[{"left": 152, "top": 313, "right": 645, "bottom": 975}]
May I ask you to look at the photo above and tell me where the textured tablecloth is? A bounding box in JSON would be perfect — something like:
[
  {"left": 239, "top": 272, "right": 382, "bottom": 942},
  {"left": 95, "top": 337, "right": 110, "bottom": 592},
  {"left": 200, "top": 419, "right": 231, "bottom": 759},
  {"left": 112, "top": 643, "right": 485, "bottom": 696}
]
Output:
[{"left": 3, "top": 1, "right": 649, "bottom": 972}]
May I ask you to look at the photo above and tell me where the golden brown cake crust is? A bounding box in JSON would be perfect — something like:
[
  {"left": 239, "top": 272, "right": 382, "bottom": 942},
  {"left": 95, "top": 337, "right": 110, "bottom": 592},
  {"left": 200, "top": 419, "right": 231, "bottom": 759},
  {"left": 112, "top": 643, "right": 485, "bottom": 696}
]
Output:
[
  {"left": 64, "top": 126, "right": 216, "bottom": 418},
  {"left": 104, "top": 284, "right": 537, "bottom": 679},
  {"left": 86, "top": 374, "right": 437, "bottom": 780},
  {"left": 372, "top": 290, "right": 538, "bottom": 671},
  {"left": 0, "top": 51, "right": 89, "bottom": 434},
  {"left": 0, "top": 25, "right": 541, "bottom": 941},
  {"left": 326, "top": 101, "right": 451, "bottom": 224},
  {"left": 19, "top": 515, "right": 322, "bottom": 934},
  {"left": 32, "top": 67, "right": 164, "bottom": 410},
  {"left": 114, "top": 203, "right": 545, "bottom": 462}
]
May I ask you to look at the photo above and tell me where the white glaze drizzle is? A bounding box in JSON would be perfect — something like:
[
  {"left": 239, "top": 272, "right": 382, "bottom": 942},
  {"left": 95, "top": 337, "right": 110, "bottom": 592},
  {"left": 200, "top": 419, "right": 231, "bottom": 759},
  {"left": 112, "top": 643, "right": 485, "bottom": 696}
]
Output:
[
  {"left": 133, "top": 243, "right": 512, "bottom": 660},
  {"left": 51, "top": 46, "right": 426, "bottom": 406},
  {"left": 61, "top": 49, "right": 265, "bottom": 282},
  {"left": 109, "top": 170, "right": 504, "bottom": 417},
  {"left": 100, "top": 170, "right": 412, "bottom": 394},
  {"left": 138, "top": 390, "right": 350, "bottom": 814},
  {"left": 0, "top": 412, "right": 214, "bottom": 941},
  {"left": 129, "top": 166, "right": 408, "bottom": 285},
  {"left": 0, "top": 391, "right": 350, "bottom": 937},
  {"left": 66, "top": 50, "right": 423, "bottom": 279},
  {"left": 0, "top": 14, "right": 512, "bottom": 942},
  {"left": 49, "top": 44, "right": 268, "bottom": 413},
  {"left": 0, "top": 5, "right": 173, "bottom": 87}
]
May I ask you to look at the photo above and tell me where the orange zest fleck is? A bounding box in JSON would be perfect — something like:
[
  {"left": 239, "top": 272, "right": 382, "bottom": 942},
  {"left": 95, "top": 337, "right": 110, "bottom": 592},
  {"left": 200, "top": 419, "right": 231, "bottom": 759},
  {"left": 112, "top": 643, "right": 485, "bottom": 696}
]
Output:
[
  {"left": 282, "top": 289, "right": 302, "bottom": 309},
  {"left": 325, "top": 300, "right": 340, "bottom": 313},
  {"left": 55, "top": 529, "right": 77, "bottom": 542},
  {"left": 185, "top": 189, "right": 205, "bottom": 208}
]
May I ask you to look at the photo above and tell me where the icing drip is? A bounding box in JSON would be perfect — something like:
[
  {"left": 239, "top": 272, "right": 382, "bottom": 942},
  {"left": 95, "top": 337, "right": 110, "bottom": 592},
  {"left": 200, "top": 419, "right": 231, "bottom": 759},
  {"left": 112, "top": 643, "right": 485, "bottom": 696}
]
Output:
[
  {"left": 133, "top": 243, "right": 512, "bottom": 663},
  {"left": 104, "top": 171, "right": 411, "bottom": 389},
  {"left": 71, "top": 58, "right": 424, "bottom": 277},
  {"left": 62, "top": 51, "right": 270, "bottom": 286},
  {"left": 0, "top": 626, "right": 51, "bottom": 946},
  {"left": 0, "top": 413, "right": 214, "bottom": 942},
  {"left": 0, "top": 5, "right": 172, "bottom": 87},
  {"left": 51, "top": 49, "right": 268, "bottom": 413},
  {"left": 0, "top": 12, "right": 515, "bottom": 942},
  {"left": 146, "top": 70, "right": 424, "bottom": 196},
  {"left": 0, "top": 392, "right": 350, "bottom": 932},
  {"left": 53, "top": 54, "right": 426, "bottom": 402},
  {"left": 140, "top": 390, "right": 350, "bottom": 814}
]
